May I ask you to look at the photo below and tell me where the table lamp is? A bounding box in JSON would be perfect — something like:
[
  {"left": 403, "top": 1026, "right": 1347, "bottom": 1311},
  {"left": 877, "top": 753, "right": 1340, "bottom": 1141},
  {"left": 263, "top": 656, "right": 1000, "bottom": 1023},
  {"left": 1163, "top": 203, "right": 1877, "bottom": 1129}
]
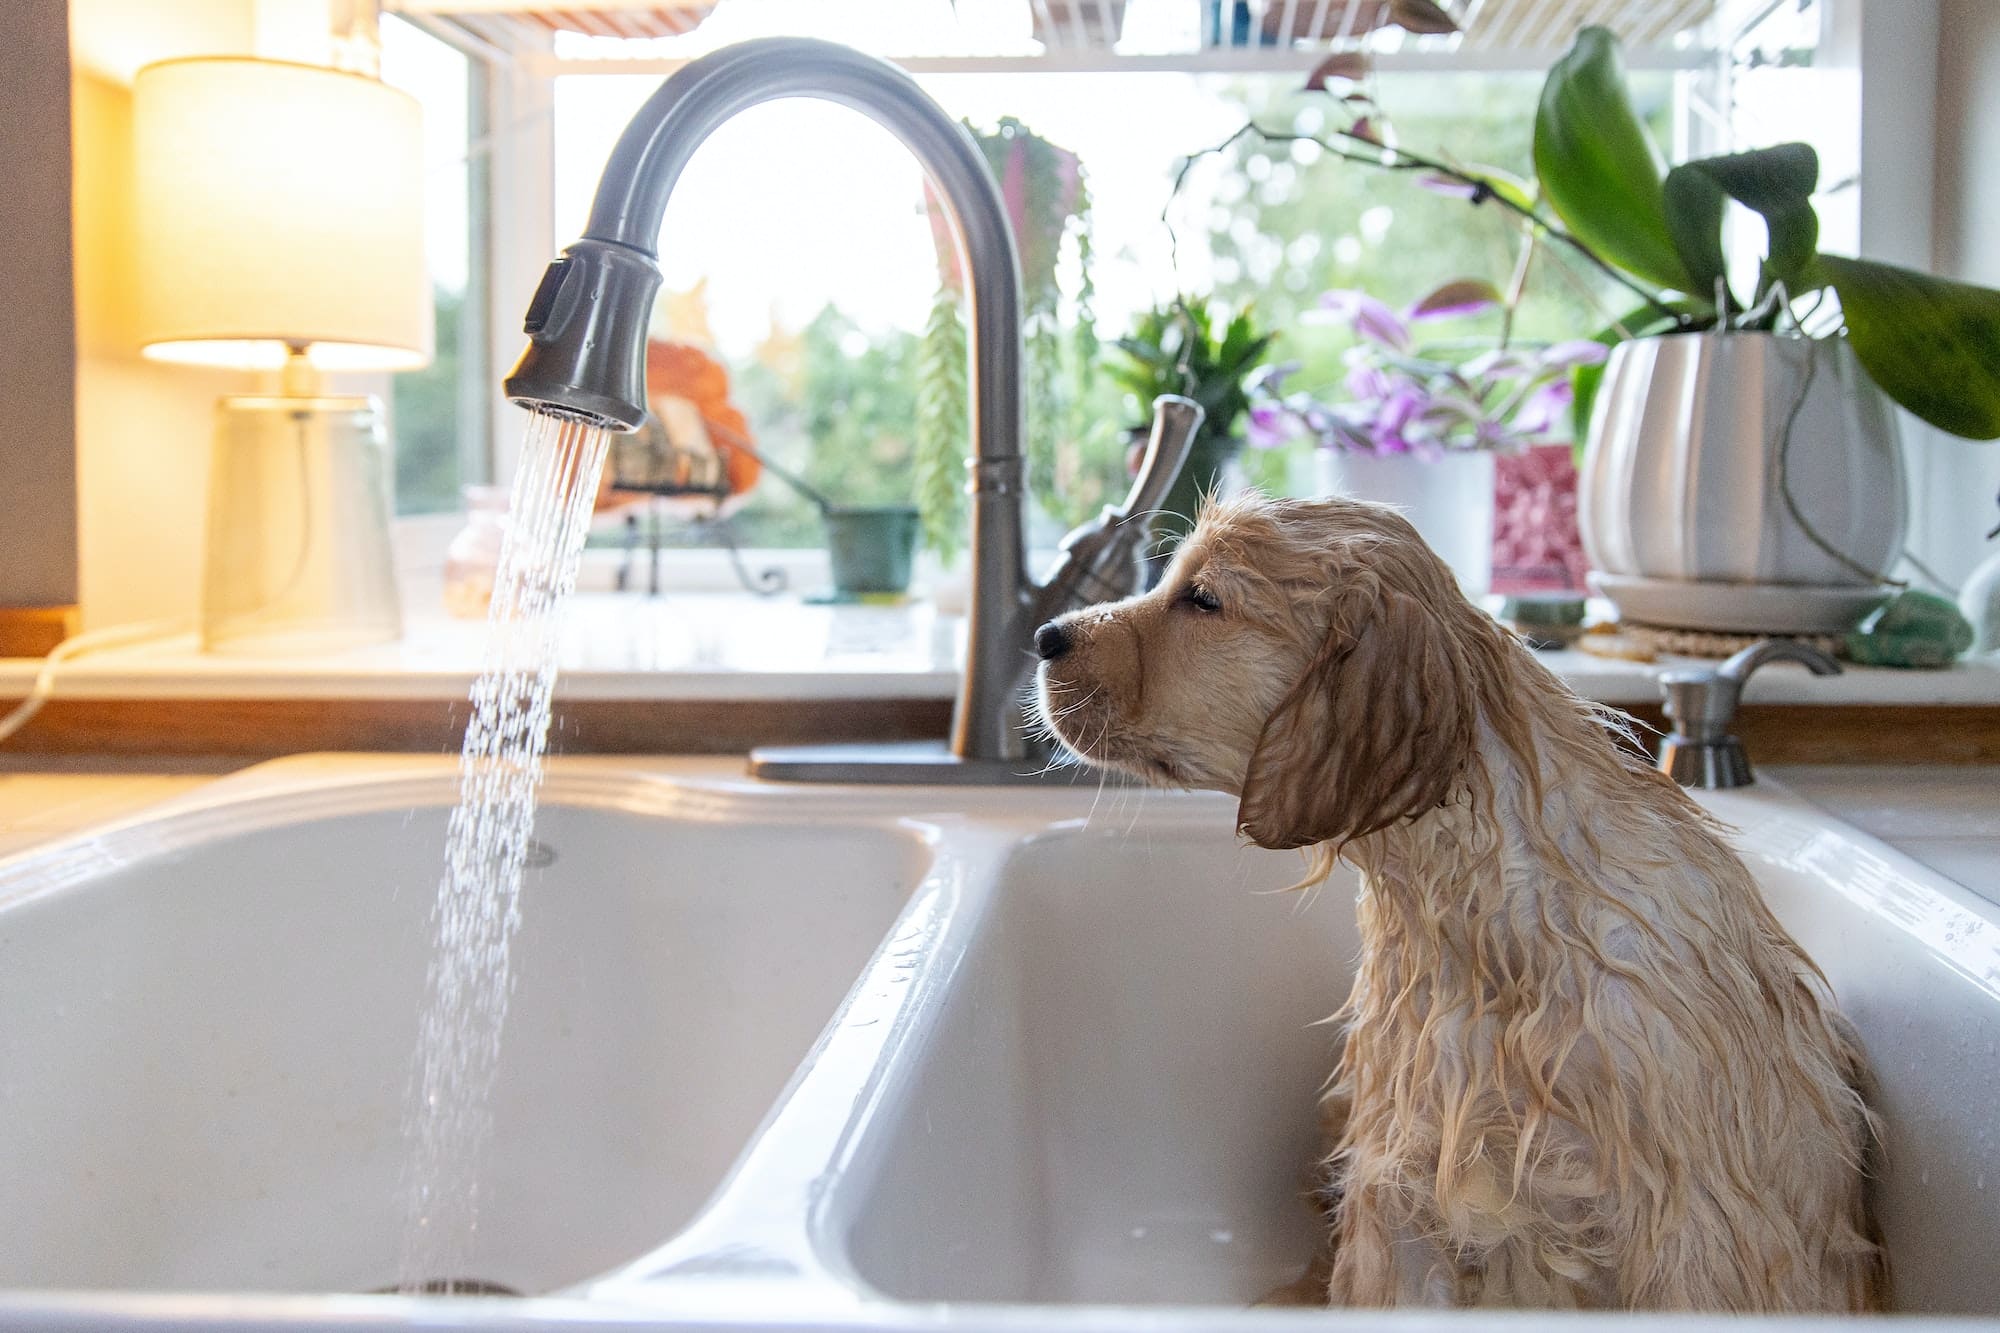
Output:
[{"left": 132, "top": 55, "right": 431, "bottom": 654}]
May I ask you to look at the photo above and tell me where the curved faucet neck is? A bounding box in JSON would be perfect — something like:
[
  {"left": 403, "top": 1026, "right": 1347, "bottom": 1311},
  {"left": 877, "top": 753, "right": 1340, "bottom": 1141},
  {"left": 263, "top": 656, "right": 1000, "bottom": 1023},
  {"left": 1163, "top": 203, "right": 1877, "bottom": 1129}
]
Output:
[{"left": 582, "top": 37, "right": 1033, "bottom": 760}]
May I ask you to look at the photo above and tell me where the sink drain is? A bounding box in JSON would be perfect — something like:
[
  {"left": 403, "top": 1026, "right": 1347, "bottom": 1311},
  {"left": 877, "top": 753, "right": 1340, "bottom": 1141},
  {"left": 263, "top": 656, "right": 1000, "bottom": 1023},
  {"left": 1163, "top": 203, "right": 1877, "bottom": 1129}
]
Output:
[{"left": 370, "top": 1278, "right": 523, "bottom": 1297}]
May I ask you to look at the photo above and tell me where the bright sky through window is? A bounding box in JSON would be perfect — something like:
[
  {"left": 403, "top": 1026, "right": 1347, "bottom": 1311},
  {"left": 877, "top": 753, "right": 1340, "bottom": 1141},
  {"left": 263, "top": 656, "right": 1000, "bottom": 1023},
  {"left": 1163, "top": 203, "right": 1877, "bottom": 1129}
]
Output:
[{"left": 555, "top": 70, "right": 1246, "bottom": 358}]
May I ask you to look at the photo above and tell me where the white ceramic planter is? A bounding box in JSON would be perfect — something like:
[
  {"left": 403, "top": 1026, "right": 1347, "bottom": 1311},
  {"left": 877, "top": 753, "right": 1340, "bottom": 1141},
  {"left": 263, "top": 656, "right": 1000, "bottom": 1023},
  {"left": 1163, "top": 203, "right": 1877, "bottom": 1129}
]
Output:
[
  {"left": 1315, "top": 448, "right": 1496, "bottom": 597},
  {"left": 1580, "top": 332, "right": 1904, "bottom": 630}
]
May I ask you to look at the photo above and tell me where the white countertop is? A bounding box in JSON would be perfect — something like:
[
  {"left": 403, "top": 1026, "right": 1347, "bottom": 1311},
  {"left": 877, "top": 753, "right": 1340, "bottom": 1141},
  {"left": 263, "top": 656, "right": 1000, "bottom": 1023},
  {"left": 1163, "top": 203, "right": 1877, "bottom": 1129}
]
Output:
[{"left": 3, "top": 591, "right": 1998, "bottom": 706}]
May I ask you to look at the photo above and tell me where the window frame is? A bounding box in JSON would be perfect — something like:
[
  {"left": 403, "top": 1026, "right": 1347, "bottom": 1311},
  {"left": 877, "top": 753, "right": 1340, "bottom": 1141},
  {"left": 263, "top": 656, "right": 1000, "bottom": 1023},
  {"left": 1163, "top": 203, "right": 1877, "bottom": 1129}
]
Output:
[{"left": 379, "top": 13, "right": 499, "bottom": 513}]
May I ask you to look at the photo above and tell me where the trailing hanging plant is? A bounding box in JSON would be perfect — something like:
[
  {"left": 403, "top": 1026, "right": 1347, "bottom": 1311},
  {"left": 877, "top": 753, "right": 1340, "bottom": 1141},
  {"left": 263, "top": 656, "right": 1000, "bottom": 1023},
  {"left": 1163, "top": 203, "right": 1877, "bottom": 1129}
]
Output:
[
  {"left": 918, "top": 117, "right": 1100, "bottom": 553},
  {"left": 914, "top": 287, "right": 969, "bottom": 564}
]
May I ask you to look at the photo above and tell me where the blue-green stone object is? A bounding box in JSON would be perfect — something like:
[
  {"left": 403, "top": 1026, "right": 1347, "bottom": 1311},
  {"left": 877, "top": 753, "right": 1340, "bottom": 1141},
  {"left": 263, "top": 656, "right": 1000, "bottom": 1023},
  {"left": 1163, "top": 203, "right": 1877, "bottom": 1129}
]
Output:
[{"left": 1843, "top": 590, "right": 1976, "bottom": 668}]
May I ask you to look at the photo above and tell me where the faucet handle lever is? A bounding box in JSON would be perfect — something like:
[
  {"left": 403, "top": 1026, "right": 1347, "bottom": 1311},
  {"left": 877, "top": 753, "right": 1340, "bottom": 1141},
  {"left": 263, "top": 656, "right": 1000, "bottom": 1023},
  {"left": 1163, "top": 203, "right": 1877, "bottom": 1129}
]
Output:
[
  {"left": 1656, "top": 637, "right": 1842, "bottom": 788},
  {"left": 1717, "top": 637, "right": 1842, "bottom": 686},
  {"left": 1659, "top": 637, "right": 1841, "bottom": 741},
  {"left": 1036, "top": 396, "right": 1206, "bottom": 619},
  {"left": 1113, "top": 395, "right": 1204, "bottom": 526}
]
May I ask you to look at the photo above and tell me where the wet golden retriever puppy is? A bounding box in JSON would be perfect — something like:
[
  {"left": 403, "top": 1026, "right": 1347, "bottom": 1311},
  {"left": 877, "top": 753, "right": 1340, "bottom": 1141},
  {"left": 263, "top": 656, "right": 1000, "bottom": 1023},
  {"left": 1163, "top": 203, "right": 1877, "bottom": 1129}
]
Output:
[{"left": 1033, "top": 493, "right": 1884, "bottom": 1312}]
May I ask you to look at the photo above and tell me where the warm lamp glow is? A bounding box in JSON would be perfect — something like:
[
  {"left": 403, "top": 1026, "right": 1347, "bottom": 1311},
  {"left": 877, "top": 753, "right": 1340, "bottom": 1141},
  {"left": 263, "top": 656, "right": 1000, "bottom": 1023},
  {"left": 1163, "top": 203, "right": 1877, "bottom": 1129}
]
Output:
[{"left": 132, "top": 57, "right": 432, "bottom": 372}]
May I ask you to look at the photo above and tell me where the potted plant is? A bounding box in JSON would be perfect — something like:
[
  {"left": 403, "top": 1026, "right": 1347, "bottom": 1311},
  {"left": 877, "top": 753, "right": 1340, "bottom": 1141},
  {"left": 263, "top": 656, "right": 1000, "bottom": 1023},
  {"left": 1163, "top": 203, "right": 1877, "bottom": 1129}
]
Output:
[
  {"left": 1177, "top": 26, "right": 2000, "bottom": 633},
  {"left": 1250, "top": 285, "right": 1604, "bottom": 596},
  {"left": 1536, "top": 29, "right": 2000, "bottom": 631},
  {"left": 1107, "top": 296, "right": 1275, "bottom": 545}
]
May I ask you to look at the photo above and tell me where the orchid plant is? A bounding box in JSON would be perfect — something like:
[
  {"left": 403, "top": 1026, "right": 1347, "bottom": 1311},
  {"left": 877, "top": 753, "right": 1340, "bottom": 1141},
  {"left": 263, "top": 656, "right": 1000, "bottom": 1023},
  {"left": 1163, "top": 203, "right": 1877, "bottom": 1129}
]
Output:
[
  {"left": 1249, "top": 285, "right": 1606, "bottom": 460},
  {"left": 1179, "top": 27, "right": 2000, "bottom": 448}
]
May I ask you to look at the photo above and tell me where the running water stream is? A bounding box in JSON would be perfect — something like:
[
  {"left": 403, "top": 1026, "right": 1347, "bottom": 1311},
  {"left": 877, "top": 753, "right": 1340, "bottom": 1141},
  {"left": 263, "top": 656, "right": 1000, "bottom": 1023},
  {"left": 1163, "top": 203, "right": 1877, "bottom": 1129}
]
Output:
[{"left": 396, "top": 411, "right": 611, "bottom": 1293}]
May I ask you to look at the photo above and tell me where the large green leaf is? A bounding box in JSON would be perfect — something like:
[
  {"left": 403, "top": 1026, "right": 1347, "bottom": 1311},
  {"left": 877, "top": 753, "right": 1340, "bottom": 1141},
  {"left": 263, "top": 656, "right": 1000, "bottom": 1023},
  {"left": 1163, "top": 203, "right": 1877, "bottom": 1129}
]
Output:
[
  {"left": 1533, "top": 27, "right": 1689, "bottom": 293},
  {"left": 1661, "top": 166, "right": 1731, "bottom": 309},
  {"left": 1817, "top": 254, "right": 2000, "bottom": 440},
  {"left": 1670, "top": 144, "right": 1820, "bottom": 294}
]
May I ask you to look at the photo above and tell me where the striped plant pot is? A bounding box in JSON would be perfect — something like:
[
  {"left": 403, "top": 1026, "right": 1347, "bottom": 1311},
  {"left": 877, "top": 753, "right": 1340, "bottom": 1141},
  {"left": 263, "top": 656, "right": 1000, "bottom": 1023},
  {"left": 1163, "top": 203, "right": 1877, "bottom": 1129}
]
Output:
[{"left": 1580, "top": 332, "right": 1904, "bottom": 624}]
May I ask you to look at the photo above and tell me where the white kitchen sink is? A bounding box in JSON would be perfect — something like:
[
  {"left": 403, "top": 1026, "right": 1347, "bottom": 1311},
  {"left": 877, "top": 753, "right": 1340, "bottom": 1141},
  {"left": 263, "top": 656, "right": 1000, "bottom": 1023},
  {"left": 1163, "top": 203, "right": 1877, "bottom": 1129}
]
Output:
[
  {"left": 0, "top": 765, "right": 931, "bottom": 1296},
  {"left": 0, "top": 756, "right": 1995, "bottom": 1331}
]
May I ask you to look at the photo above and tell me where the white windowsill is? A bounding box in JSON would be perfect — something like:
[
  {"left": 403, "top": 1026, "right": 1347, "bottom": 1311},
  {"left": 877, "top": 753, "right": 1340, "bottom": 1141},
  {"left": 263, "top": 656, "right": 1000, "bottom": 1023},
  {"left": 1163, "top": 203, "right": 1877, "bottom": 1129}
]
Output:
[{"left": 3, "top": 588, "right": 1999, "bottom": 707}]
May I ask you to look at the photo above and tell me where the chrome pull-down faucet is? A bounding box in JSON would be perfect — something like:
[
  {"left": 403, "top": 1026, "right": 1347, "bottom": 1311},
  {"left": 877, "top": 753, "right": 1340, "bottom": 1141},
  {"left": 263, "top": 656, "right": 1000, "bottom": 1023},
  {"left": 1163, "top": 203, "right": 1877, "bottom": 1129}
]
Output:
[{"left": 503, "top": 37, "right": 1200, "bottom": 783}]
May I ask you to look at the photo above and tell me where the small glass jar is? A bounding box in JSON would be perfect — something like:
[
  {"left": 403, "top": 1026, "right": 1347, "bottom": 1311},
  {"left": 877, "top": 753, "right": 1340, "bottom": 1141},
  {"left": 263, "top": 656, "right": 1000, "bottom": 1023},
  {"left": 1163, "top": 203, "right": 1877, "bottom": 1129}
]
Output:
[
  {"left": 442, "top": 485, "right": 510, "bottom": 619},
  {"left": 201, "top": 394, "right": 403, "bottom": 654}
]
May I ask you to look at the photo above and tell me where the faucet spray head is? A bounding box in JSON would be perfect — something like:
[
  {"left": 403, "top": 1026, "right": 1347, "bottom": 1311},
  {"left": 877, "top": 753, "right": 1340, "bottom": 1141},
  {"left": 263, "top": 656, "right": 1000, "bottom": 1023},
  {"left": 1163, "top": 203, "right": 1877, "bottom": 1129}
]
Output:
[{"left": 503, "top": 238, "right": 664, "bottom": 432}]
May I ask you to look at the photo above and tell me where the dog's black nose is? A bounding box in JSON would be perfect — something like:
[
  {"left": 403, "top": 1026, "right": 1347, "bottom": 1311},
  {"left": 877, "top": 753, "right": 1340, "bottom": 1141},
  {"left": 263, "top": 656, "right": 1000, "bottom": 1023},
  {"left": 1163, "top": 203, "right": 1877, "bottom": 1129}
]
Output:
[{"left": 1034, "top": 620, "right": 1072, "bottom": 661}]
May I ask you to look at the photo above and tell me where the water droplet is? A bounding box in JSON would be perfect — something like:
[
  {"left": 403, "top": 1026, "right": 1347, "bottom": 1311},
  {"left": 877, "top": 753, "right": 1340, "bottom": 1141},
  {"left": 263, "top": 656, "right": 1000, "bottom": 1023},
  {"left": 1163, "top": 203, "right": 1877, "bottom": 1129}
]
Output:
[
  {"left": 1130, "top": 1227, "right": 1148, "bottom": 1240},
  {"left": 1210, "top": 1229, "right": 1235, "bottom": 1244}
]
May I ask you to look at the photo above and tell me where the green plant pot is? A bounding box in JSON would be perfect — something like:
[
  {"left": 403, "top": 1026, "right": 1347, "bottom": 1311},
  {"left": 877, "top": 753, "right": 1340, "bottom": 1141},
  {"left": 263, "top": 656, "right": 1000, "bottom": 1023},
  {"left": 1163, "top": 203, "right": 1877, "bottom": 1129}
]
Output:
[{"left": 824, "top": 505, "right": 921, "bottom": 596}]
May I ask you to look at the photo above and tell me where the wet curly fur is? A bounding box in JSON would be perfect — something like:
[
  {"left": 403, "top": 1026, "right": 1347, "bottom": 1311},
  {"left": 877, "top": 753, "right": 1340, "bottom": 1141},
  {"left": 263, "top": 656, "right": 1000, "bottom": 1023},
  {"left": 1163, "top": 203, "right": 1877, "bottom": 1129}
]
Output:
[{"left": 1034, "top": 493, "right": 1885, "bottom": 1311}]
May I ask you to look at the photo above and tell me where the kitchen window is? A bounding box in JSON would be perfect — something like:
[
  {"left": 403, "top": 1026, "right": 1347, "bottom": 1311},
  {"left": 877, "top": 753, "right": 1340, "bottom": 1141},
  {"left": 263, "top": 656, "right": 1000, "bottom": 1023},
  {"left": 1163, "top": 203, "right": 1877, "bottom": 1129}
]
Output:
[{"left": 383, "top": 1, "right": 1971, "bottom": 592}]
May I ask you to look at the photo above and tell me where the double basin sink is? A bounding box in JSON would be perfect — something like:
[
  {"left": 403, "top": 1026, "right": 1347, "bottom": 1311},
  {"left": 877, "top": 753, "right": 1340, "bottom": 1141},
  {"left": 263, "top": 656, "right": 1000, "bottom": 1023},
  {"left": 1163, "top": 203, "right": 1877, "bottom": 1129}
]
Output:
[{"left": 0, "top": 756, "right": 1996, "bottom": 1329}]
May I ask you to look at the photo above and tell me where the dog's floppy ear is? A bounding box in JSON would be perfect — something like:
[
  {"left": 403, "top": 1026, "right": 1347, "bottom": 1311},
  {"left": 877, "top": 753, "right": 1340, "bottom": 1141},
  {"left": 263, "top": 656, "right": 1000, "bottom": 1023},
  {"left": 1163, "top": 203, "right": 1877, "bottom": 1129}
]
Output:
[{"left": 1237, "top": 586, "right": 1474, "bottom": 850}]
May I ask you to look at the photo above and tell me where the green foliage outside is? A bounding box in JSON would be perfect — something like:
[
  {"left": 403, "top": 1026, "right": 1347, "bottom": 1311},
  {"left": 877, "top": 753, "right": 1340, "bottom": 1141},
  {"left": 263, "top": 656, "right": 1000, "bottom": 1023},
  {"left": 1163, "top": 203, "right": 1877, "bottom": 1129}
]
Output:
[
  {"left": 719, "top": 306, "right": 922, "bottom": 549},
  {"left": 702, "top": 300, "right": 1134, "bottom": 553},
  {"left": 794, "top": 308, "right": 922, "bottom": 505}
]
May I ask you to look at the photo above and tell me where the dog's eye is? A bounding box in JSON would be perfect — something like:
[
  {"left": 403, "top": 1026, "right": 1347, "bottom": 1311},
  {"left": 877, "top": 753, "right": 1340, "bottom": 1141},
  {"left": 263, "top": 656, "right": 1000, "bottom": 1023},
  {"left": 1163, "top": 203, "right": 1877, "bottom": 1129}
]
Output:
[{"left": 1182, "top": 585, "right": 1222, "bottom": 614}]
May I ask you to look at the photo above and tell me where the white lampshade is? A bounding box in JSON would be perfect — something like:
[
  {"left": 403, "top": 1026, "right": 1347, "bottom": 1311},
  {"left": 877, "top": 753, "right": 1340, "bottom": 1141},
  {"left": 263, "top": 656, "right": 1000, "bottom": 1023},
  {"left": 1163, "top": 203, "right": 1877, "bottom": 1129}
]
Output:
[{"left": 133, "top": 56, "right": 432, "bottom": 372}]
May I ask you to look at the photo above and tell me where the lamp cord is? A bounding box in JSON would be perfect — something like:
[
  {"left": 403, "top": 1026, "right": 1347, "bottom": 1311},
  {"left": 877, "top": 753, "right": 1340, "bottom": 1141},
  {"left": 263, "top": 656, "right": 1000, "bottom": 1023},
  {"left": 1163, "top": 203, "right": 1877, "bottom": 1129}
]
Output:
[
  {"left": 2, "top": 414, "right": 329, "bottom": 748},
  {"left": 0, "top": 618, "right": 195, "bottom": 746}
]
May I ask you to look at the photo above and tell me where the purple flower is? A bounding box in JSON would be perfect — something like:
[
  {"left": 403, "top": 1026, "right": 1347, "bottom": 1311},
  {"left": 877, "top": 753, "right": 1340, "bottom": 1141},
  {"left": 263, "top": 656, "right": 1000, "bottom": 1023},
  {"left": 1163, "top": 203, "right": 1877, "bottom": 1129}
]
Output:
[
  {"left": 1315, "top": 289, "right": 1409, "bottom": 351},
  {"left": 1246, "top": 402, "right": 1291, "bottom": 450},
  {"left": 1408, "top": 279, "right": 1504, "bottom": 322},
  {"left": 1470, "top": 417, "right": 1518, "bottom": 452},
  {"left": 1462, "top": 349, "right": 1534, "bottom": 381},
  {"left": 1513, "top": 379, "right": 1573, "bottom": 436},
  {"left": 1343, "top": 358, "right": 1391, "bottom": 403},
  {"left": 1259, "top": 288, "right": 1600, "bottom": 457},
  {"left": 1248, "top": 361, "right": 1298, "bottom": 397},
  {"left": 1372, "top": 382, "right": 1425, "bottom": 437},
  {"left": 1538, "top": 339, "right": 1609, "bottom": 368}
]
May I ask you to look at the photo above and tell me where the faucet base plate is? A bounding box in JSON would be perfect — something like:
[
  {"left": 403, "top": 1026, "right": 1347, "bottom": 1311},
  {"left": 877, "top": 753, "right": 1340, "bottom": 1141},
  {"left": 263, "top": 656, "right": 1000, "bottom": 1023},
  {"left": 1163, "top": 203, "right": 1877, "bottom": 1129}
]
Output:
[{"left": 747, "top": 740, "right": 1124, "bottom": 786}]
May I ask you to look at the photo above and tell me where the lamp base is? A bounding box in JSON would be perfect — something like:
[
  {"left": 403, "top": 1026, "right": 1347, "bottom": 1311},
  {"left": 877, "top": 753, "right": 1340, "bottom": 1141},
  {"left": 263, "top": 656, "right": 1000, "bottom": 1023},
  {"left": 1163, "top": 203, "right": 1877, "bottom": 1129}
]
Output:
[{"left": 200, "top": 393, "right": 403, "bottom": 656}]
